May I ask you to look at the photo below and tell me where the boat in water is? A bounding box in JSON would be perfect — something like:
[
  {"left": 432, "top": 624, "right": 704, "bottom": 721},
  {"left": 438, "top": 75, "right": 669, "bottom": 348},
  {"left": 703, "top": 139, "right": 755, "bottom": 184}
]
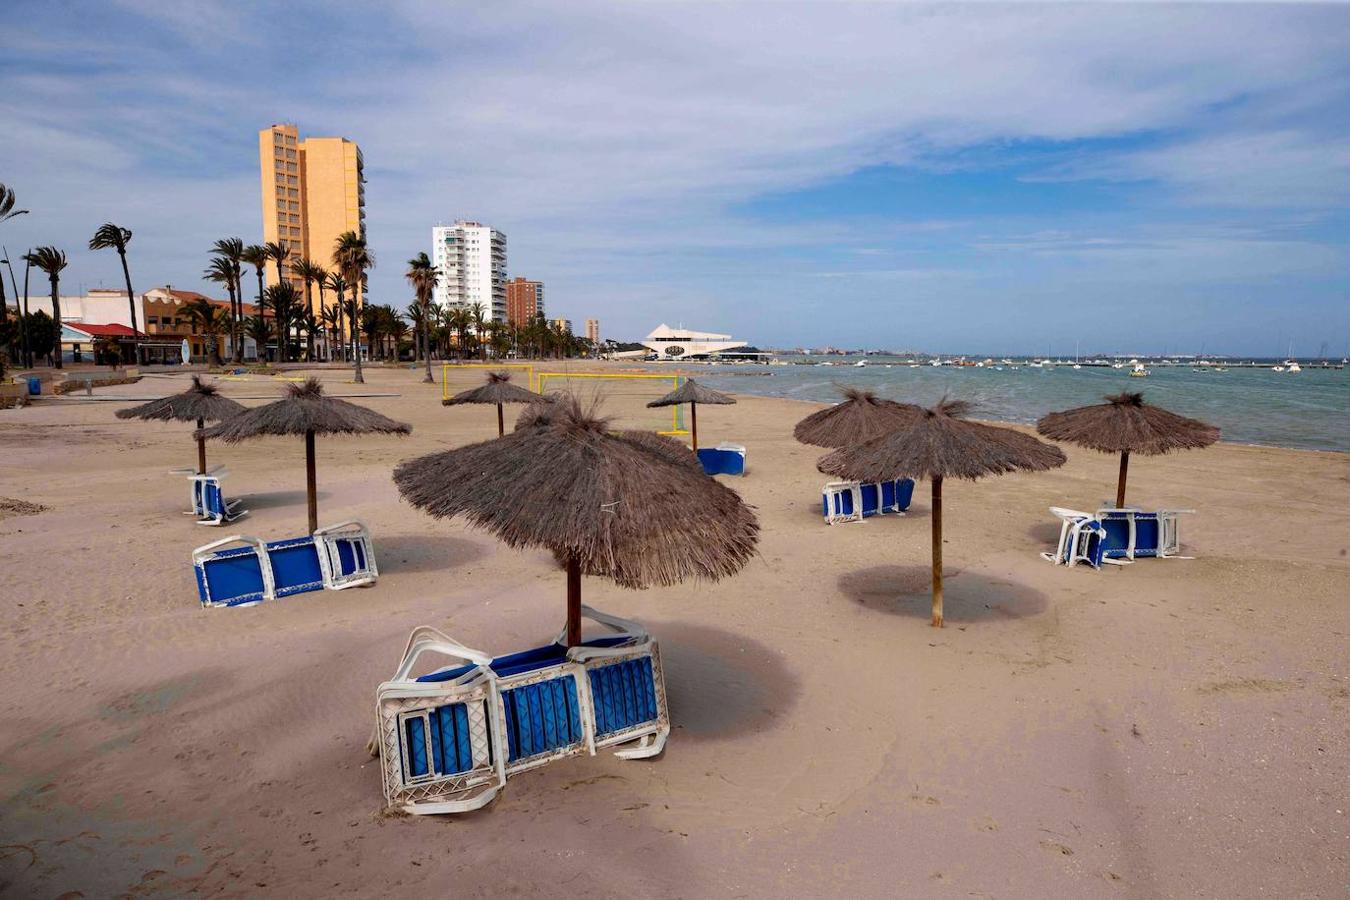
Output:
[{"left": 1129, "top": 363, "right": 1150, "bottom": 378}]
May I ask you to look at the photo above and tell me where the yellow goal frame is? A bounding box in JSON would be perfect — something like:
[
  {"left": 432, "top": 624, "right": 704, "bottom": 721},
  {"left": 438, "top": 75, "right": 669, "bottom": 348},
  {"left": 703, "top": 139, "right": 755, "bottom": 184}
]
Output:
[
  {"left": 441, "top": 363, "right": 537, "bottom": 400},
  {"left": 535, "top": 372, "right": 688, "bottom": 435}
]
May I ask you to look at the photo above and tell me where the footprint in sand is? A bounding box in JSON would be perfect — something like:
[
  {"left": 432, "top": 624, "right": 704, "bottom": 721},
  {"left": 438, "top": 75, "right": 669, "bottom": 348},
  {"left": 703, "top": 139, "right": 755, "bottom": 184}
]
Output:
[{"left": 1040, "top": 839, "right": 1074, "bottom": 856}]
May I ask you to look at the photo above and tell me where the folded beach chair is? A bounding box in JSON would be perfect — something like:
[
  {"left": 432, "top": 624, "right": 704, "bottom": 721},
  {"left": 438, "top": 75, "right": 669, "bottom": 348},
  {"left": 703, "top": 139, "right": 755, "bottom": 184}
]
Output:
[
  {"left": 1095, "top": 507, "right": 1191, "bottom": 561},
  {"left": 373, "top": 606, "right": 668, "bottom": 816},
  {"left": 191, "top": 473, "right": 248, "bottom": 526},
  {"left": 696, "top": 442, "right": 747, "bottom": 476},
  {"left": 173, "top": 465, "right": 226, "bottom": 517},
  {"left": 821, "top": 479, "right": 915, "bottom": 524},
  {"left": 1041, "top": 506, "right": 1192, "bottom": 568},
  {"left": 1041, "top": 506, "right": 1107, "bottom": 568},
  {"left": 192, "top": 520, "right": 377, "bottom": 607}
]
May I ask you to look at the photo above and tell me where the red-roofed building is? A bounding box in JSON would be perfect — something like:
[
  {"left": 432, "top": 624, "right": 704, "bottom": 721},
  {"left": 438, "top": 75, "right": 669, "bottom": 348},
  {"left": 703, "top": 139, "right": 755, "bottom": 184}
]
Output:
[{"left": 142, "top": 286, "right": 260, "bottom": 362}]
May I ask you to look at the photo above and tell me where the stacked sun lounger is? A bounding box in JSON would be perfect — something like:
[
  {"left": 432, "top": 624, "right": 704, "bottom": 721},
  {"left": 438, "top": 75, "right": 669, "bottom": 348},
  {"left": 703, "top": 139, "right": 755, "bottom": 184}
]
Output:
[
  {"left": 373, "top": 606, "right": 669, "bottom": 815},
  {"left": 821, "top": 479, "right": 915, "bottom": 524},
  {"left": 173, "top": 466, "right": 248, "bottom": 525},
  {"left": 697, "top": 443, "right": 747, "bottom": 476},
  {"left": 192, "top": 520, "right": 377, "bottom": 607},
  {"left": 1042, "top": 506, "right": 1192, "bottom": 568}
]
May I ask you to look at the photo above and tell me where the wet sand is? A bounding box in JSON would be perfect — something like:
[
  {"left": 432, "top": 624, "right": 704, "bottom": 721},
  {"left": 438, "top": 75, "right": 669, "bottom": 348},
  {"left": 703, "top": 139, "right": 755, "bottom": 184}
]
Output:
[{"left": 1, "top": 363, "right": 1346, "bottom": 898}]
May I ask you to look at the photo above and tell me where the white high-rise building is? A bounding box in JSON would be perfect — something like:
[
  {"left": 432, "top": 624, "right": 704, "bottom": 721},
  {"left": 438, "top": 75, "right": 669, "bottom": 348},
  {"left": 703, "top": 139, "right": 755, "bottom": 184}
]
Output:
[{"left": 432, "top": 221, "right": 507, "bottom": 321}]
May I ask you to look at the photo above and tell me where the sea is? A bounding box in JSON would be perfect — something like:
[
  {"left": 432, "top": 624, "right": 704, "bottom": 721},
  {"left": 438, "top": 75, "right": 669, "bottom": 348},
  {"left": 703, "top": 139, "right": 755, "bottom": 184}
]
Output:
[{"left": 686, "top": 358, "right": 1350, "bottom": 453}]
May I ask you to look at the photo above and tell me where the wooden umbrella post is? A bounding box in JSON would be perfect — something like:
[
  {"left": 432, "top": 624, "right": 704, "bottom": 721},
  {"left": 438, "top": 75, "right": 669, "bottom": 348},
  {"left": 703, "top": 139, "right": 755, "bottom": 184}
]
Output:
[
  {"left": 196, "top": 417, "right": 206, "bottom": 474},
  {"left": 931, "top": 476, "right": 944, "bottom": 628},
  {"left": 566, "top": 554, "right": 582, "bottom": 647},
  {"left": 305, "top": 429, "right": 318, "bottom": 533},
  {"left": 690, "top": 402, "right": 698, "bottom": 451},
  {"left": 1116, "top": 450, "right": 1130, "bottom": 508},
  {"left": 496, "top": 403, "right": 505, "bottom": 438}
]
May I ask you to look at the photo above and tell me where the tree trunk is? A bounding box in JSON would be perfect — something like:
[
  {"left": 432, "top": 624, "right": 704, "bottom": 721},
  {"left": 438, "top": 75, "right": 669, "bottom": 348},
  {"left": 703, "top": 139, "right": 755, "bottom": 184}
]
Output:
[
  {"left": 1115, "top": 451, "right": 1129, "bottom": 508},
  {"left": 21, "top": 262, "right": 31, "bottom": 368},
  {"left": 336, "top": 293, "right": 345, "bottom": 362},
  {"left": 690, "top": 402, "right": 698, "bottom": 451},
  {"left": 255, "top": 270, "right": 265, "bottom": 360},
  {"left": 352, "top": 323, "right": 364, "bottom": 383},
  {"left": 118, "top": 247, "right": 140, "bottom": 365},
  {"left": 931, "top": 476, "right": 943, "bottom": 628},
  {"left": 305, "top": 429, "right": 318, "bottom": 534},
  {"left": 50, "top": 276, "right": 62, "bottom": 369},
  {"left": 496, "top": 402, "right": 504, "bottom": 437},
  {"left": 196, "top": 418, "right": 207, "bottom": 474},
  {"left": 566, "top": 554, "right": 582, "bottom": 647},
  {"left": 422, "top": 304, "right": 433, "bottom": 383}
]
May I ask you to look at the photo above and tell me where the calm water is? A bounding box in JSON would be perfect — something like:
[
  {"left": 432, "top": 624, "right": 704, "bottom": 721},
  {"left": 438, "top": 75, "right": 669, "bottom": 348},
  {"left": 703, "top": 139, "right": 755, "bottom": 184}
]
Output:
[{"left": 689, "top": 359, "right": 1350, "bottom": 453}]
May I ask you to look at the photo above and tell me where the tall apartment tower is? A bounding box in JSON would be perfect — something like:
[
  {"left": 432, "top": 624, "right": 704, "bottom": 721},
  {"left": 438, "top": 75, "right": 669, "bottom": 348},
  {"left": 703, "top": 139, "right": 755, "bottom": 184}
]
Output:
[
  {"left": 506, "top": 277, "right": 545, "bottom": 326},
  {"left": 431, "top": 222, "right": 507, "bottom": 322},
  {"left": 258, "top": 124, "right": 366, "bottom": 313},
  {"left": 585, "top": 319, "right": 600, "bottom": 345}
]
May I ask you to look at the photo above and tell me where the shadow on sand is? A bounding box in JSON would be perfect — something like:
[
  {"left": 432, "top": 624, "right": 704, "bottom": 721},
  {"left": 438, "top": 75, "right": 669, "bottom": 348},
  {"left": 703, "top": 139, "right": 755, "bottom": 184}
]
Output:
[
  {"left": 242, "top": 488, "right": 331, "bottom": 510},
  {"left": 837, "top": 564, "right": 1047, "bottom": 623},
  {"left": 374, "top": 533, "right": 487, "bottom": 574},
  {"left": 653, "top": 622, "right": 800, "bottom": 741},
  {"left": 1026, "top": 520, "right": 1063, "bottom": 546}
]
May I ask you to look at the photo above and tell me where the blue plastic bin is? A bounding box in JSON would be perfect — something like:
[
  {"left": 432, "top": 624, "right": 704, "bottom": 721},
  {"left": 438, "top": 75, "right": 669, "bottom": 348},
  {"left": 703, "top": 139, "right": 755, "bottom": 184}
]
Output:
[{"left": 27, "top": 377, "right": 40, "bottom": 396}]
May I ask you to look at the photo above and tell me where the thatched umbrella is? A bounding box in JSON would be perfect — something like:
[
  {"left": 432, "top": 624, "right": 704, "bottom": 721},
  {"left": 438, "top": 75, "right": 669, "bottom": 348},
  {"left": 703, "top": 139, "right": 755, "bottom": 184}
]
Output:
[
  {"left": 199, "top": 378, "right": 410, "bottom": 532},
  {"left": 646, "top": 378, "right": 735, "bottom": 450},
  {"left": 1036, "top": 392, "right": 1219, "bottom": 507},
  {"left": 820, "top": 400, "right": 1065, "bottom": 627},
  {"left": 394, "top": 397, "right": 759, "bottom": 646},
  {"left": 443, "top": 371, "right": 539, "bottom": 437},
  {"left": 116, "top": 375, "right": 245, "bottom": 474},
  {"left": 794, "top": 385, "right": 922, "bottom": 448}
]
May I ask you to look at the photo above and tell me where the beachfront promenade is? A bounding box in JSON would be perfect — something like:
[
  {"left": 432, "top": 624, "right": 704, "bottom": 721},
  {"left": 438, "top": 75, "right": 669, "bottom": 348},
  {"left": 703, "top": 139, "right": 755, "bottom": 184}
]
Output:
[{"left": 0, "top": 363, "right": 1345, "bottom": 897}]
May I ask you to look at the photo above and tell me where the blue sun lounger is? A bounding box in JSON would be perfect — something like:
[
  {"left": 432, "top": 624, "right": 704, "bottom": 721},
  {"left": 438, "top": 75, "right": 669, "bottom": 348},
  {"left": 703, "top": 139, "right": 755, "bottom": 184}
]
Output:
[
  {"left": 191, "top": 474, "right": 248, "bottom": 526},
  {"left": 1042, "top": 506, "right": 1192, "bottom": 569},
  {"left": 697, "top": 442, "right": 747, "bottom": 476},
  {"left": 193, "top": 520, "right": 378, "bottom": 607},
  {"left": 372, "top": 606, "right": 669, "bottom": 815},
  {"left": 821, "top": 479, "right": 915, "bottom": 524}
]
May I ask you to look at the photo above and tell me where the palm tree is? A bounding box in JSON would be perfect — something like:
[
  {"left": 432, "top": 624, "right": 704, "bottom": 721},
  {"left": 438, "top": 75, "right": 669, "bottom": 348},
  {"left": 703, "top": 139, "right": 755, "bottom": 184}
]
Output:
[
  {"left": 469, "top": 302, "right": 488, "bottom": 361},
  {"left": 25, "top": 247, "right": 67, "bottom": 368},
  {"left": 240, "top": 244, "right": 269, "bottom": 337},
  {"left": 445, "top": 306, "right": 471, "bottom": 360},
  {"left": 243, "top": 314, "right": 273, "bottom": 354},
  {"left": 324, "top": 271, "right": 348, "bottom": 362},
  {"left": 88, "top": 223, "right": 142, "bottom": 364},
  {"left": 405, "top": 252, "right": 439, "bottom": 383},
  {"left": 211, "top": 238, "right": 246, "bottom": 362},
  {"left": 296, "top": 308, "right": 320, "bottom": 362},
  {"left": 183, "top": 298, "right": 228, "bottom": 366},
  {"left": 264, "top": 240, "right": 291, "bottom": 292},
  {"left": 332, "top": 231, "right": 371, "bottom": 383},
  {"left": 202, "top": 257, "right": 237, "bottom": 358},
  {"left": 291, "top": 258, "right": 327, "bottom": 360},
  {"left": 319, "top": 304, "right": 340, "bottom": 361},
  {"left": 263, "top": 282, "right": 301, "bottom": 362},
  {"left": 1, "top": 184, "right": 30, "bottom": 365}
]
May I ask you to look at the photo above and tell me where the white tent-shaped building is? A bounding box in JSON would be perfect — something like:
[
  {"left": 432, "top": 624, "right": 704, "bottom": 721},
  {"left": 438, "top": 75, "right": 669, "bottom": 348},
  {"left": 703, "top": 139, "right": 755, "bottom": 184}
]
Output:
[{"left": 640, "top": 323, "right": 748, "bottom": 360}]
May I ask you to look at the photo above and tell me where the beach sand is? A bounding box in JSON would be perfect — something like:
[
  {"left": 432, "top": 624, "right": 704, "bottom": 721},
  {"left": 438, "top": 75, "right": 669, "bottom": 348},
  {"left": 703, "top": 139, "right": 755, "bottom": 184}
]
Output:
[{"left": 1, "top": 364, "right": 1346, "bottom": 898}]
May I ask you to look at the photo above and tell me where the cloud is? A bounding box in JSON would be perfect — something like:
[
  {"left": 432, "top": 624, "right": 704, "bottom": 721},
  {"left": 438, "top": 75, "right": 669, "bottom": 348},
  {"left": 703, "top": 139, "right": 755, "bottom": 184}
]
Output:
[{"left": 1, "top": 1, "right": 1348, "bottom": 352}]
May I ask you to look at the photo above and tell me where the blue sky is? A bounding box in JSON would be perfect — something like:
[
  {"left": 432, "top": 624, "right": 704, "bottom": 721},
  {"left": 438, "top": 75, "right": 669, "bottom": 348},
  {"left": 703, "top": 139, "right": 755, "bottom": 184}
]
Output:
[{"left": 2, "top": 1, "right": 1349, "bottom": 355}]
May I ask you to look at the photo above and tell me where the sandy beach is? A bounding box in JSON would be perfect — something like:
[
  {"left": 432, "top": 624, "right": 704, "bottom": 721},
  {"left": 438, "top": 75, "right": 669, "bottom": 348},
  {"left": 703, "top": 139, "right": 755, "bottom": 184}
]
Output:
[{"left": 1, "top": 363, "right": 1346, "bottom": 898}]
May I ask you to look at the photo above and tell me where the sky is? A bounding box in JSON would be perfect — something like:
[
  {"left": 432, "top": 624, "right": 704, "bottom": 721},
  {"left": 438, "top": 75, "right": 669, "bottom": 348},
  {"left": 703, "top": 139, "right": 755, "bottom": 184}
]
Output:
[{"left": 2, "top": 1, "right": 1349, "bottom": 356}]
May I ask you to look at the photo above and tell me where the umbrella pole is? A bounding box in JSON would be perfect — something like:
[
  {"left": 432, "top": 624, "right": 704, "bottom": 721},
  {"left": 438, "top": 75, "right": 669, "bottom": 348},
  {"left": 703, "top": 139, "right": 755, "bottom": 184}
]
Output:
[
  {"left": 305, "top": 429, "right": 318, "bottom": 534},
  {"left": 1116, "top": 451, "right": 1130, "bottom": 508},
  {"left": 497, "top": 403, "right": 505, "bottom": 438},
  {"left": 196, "top": 418, "right": 206, "bottom": 475},
  {"left": 566, "top": 554, "right": 582, "bottom": 647},
  {"left": 690, "top": 402, "right": 698, "bottom": 451},
  {"left": 931, "top": 476, "right": 943, "bottom": 628}
]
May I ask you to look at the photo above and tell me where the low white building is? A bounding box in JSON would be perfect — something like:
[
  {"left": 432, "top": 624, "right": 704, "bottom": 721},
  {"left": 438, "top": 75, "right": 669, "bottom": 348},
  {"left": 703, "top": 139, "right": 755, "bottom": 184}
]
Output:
[{"left": 640, "top": 324, "right": 748, "bottom": 360}]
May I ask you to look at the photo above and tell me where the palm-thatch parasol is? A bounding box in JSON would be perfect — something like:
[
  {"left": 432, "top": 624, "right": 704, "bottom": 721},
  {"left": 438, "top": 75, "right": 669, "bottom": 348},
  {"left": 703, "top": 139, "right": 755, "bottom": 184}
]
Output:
[
  {"left": 819, "top": 400, "right": 1065, "bottom": 627},
  {"left": 116, "top": 375, "right": 245, "bottom": 474},
  {"left": 443, "top": 371, "right": 540, "bottom": 437},
  {"left": 198, "top": 378, "right": 410, "bottom": 532},
  {"left": 394, "top": 397, "right": 759, "bottom": 646},
  {"left": 645, "top": 378, "right": 735, "bottom": 450},
  {"left": 794, "top": 385, "right": 923, "bottom": 448},
  {"left": 1036, "top": 392, "right": 1219, "bottom": 507}
]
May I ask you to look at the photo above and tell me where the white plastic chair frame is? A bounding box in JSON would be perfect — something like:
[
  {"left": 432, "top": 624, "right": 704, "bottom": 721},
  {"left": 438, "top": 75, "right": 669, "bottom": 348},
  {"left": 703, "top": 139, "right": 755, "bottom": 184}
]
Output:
[
  {"left": 822, "top": 481, "right": 864, "bottom": 525},
  {"left": 313, "top": 520, "right": 378, "bottom": 589},
  {"left": 1041, "top": 506, "right": 1106, "bottom": 568},
  {"left": 1095, "top": 507, "right": 1193, "bottom": 560},
  {"left": 373, "top": 606, "right": 669, "bottom": 815},
  {"left": 190, "top": 473, "right": 247, "bottom": 526},
  {"left": 175, "top": 466, "right": 228, "bottom": 517}
]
